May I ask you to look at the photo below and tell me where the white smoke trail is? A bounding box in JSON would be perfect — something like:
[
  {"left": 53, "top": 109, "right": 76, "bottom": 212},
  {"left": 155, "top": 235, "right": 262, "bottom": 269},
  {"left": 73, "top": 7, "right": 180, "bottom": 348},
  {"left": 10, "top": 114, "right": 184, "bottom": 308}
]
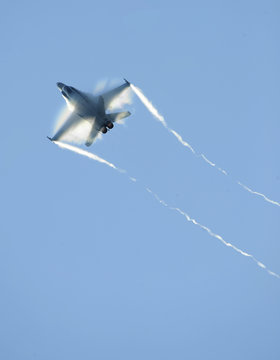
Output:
[
  {"left": 130, "top": 84, "right": 226, "bottom": 167},
  {"left": 200, "top": 154, "right": 228, "bottom": 175},
  {"left": 53, "top": 141, "right": 124, "bottom": 172},
  {"left": 145, "top": 187, "right": 280, "bottom": 279},
  {"left": 238, "top": 182, "right": 280, "bottom": 207},
  {"left": 131, "top": 84, "right": 279, "bottom": 208},
  {"left": 130, "top": 84, "right": 167, "bottom": 128},
  {"left": 130, "top": 84, "right": 195, "bottom": 153},
  {"left": 169, "top": 129, "right": 195, "bottom": 154},
  {"left": 52, "top": 140, "right": 279, "bottom": 279}
]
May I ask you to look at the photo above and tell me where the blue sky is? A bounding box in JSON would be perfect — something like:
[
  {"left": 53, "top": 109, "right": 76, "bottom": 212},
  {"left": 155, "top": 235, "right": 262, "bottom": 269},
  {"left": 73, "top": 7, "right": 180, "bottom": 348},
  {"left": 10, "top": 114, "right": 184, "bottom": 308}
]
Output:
[{"left": 1, "top": 1, "right": 280, "bottom": 359}]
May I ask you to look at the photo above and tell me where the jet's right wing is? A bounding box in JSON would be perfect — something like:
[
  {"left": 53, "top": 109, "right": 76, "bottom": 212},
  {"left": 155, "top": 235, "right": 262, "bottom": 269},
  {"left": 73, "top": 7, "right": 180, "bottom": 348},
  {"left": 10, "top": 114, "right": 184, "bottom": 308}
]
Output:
[{"left": 101, "top": 80, "right": 130, "bottom": 110}]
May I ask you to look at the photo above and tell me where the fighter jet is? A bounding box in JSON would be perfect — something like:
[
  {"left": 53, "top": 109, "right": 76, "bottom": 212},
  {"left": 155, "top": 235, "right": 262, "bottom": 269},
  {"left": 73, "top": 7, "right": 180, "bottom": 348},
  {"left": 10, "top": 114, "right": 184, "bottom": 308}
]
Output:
[{"left": 48, "top": 79, "right": 131, "bottom": 146}]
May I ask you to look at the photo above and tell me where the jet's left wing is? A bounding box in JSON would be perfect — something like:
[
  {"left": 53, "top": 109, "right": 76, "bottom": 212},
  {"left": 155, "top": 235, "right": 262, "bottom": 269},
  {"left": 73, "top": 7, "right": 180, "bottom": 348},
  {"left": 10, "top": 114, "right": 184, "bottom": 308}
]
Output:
[
  {"left": 51, "top": 111, "right": 83, "bottom": 142},
  {"left": 101, "top": 79, "right": 130, "bottom": 110}
]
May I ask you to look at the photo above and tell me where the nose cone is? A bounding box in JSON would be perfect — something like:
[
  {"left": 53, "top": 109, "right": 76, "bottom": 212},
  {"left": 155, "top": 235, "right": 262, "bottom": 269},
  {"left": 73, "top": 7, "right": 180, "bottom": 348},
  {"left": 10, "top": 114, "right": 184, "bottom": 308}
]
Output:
[{"left": 56, "top": 82, "right": 65, "bottom": 91}]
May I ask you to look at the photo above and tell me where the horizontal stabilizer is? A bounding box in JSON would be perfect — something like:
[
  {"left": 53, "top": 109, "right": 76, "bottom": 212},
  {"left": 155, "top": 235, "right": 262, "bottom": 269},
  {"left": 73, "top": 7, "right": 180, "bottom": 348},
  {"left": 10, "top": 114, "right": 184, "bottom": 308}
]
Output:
[{"left": 106, "top": 111, "right": 131, "bottom": 123}]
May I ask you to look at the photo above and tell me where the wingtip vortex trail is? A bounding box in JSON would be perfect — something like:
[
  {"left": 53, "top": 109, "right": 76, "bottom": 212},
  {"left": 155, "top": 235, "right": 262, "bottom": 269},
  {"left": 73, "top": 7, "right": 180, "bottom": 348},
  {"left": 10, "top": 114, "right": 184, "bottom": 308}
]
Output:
[
  {"left": 53, "top": 141, "right": 124, "bottom": 172},
  {"left": 238, "top": 182, "right": 280, "bottom": 207},
  {"left": 52, "top": 140, "right": 279, "bottom": 280},
  {"left": 130, "top": 84, "right": 168, "bottom": 128},
  {"left": 146, "top": 189, "right": 280, "bottom": 280},
  {"left": 131, "top": 83, "right": 280, "bottom": 209}
]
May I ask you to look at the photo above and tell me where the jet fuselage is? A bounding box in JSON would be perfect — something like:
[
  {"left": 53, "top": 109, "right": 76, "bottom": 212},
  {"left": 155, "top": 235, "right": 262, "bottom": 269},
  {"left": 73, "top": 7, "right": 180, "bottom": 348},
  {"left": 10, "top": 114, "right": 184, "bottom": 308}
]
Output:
[{"left": 57, "top": 82, "right": 103, "bottom": 124}]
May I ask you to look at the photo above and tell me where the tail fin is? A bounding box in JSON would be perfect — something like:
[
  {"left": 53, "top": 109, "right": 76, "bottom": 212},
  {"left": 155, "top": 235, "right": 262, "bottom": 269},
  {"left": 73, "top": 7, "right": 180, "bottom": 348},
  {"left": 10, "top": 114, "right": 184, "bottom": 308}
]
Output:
[{"left": 106, "top": 111, "right": 131, "bottom": 123}]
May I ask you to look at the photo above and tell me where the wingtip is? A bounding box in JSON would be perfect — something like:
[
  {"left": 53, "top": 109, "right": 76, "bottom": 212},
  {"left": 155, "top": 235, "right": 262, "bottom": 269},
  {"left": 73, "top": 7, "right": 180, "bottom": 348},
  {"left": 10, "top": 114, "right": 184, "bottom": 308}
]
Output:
[
  {"left": 123, "top": 78, "right": 130, "bottom": 85},
  {"left": 47, "top": 136, "right": 53, "bottom": 142}
]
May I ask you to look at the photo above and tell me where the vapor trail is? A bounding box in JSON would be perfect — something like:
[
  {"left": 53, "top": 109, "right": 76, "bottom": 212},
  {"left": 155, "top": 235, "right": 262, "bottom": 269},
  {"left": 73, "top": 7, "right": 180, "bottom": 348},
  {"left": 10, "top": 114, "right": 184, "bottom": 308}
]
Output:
[
  {"left": 200, "top": 154, "right": 228, "bottom": 175},
  {"left": 52, "top": 140, "right": 279, "bottom": 279},
  {"left": 131, "top": 84, "right": 279, "bottom": 208},
  {"left": 130, "top": 84, "right": 195, "bottom": 154},
  {"left": 130, "top": 84, "right": 168, "bottom": 128},
  {"left": 53, "top": 141, "right": 124, "bottom": 172},
  {"left": 238, "top": 182, "right": 280, "bottom": 207},
  {"left": 145, "top": 187, "right": 280, "bottom": 279}
]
